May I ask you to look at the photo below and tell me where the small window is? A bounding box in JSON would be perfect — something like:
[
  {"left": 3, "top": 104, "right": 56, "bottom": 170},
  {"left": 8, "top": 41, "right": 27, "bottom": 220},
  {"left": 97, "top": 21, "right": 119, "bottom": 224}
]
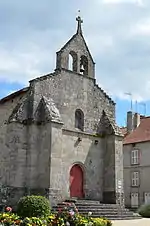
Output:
[
  {"left": 131, "top": 171, "right": 139, "bottom": 187},
  {"left": 131, "top": 149, "right": 139, "bottom": 165},
  {"left": 75, "top": 109, "right": 84, "bottom": 131}
]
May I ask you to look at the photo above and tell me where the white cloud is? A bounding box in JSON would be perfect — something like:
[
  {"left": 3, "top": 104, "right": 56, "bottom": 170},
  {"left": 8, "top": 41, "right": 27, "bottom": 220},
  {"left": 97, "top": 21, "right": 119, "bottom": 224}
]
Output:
[
  {"left": 133, "top": 18, "right": 150, "bottom": 35},
  {"left": 0, "top": 45, "right": 42, "bottom": 84},
  {"left": 86, "top": 35, "right": 114, "bottom": 57},
  {"left": 102, "top": 0, "right": 144, "bottom": 6},
  {"left": 0, "top": 0, "right": 150, "bottom": 103},
  {"left": 0, "top": 28, "right": 66, "bottom": 84}
]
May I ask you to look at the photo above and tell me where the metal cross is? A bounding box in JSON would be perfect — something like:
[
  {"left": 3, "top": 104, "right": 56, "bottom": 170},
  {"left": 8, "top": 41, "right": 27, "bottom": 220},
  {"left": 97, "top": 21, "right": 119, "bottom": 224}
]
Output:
[{"left": 76, "top": 10, "right": 83, "bottom": 34}]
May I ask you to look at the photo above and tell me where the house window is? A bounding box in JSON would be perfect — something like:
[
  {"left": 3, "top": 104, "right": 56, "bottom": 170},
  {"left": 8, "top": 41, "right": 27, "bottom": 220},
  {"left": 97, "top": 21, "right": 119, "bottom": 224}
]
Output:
[
  {"left": 75, "top": 109, "right": 84, "bottom": 131},
  {"left": 131, "top": 149, "right": 139, "bottom": 165},
  {"left": 131, "top": 171, "right": 139, "bottom": 187}
]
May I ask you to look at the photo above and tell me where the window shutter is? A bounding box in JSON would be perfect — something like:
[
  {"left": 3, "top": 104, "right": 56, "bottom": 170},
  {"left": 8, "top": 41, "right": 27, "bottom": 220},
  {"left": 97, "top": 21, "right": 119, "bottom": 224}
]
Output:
[{"left": 138, "top": 149, "right": 141, "bottom": 164}]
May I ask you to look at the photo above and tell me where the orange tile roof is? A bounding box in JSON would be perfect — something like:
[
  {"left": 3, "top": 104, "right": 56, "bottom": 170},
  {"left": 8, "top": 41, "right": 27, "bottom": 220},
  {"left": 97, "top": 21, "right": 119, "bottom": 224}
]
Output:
[{"left": 123, "top": 116, "right": 150, "bottom": 144}]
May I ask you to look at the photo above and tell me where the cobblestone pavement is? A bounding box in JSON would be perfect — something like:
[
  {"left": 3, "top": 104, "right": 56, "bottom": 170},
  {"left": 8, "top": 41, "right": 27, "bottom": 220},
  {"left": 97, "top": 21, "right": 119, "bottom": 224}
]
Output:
[{"left": 112, "top": 218, "right": 150, "bottom": 226}]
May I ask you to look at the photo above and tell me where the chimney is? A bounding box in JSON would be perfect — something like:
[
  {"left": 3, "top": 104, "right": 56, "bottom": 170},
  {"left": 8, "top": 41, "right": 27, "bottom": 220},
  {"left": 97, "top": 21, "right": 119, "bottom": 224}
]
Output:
[
  {"left": 133, "top": 112, "right": 140, "bottom": 129},
  {"left": 127, "top": 111, "right": 134, "bottom": 133}
]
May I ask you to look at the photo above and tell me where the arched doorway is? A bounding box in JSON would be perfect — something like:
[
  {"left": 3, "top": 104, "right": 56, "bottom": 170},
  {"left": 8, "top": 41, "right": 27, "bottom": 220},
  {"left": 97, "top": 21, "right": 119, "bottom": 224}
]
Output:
[{"left": 69, "top": 164, "right": 84, "bottom": 198}]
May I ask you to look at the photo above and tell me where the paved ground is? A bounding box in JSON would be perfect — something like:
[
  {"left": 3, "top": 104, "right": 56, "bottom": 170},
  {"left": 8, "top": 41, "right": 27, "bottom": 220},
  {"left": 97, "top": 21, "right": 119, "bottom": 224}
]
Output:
[{"left": 112, "top": 218, "right": 150, "bottom": 226}]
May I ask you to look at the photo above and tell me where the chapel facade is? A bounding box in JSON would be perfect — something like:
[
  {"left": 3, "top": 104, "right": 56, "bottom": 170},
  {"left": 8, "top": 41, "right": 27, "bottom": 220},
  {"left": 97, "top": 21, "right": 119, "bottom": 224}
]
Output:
[{"left": 0, "top": 16, "right": 124, "bottom": 206}]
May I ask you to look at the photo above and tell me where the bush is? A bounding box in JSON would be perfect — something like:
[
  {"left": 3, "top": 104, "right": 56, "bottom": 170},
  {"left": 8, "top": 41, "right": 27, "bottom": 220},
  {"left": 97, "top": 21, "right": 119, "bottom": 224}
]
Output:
[
  {"left": 138, "top": 203, "right": 150, "bottom": 217},
  {"left": 17, "top": 195, "right": 51, "bottom": 218}
]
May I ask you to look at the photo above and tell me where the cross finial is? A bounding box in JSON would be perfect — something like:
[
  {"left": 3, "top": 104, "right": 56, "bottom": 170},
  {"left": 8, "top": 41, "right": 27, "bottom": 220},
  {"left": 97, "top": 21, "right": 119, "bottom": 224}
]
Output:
[{"left": 76, "top": 10, "right": 83, "bottom": 35}]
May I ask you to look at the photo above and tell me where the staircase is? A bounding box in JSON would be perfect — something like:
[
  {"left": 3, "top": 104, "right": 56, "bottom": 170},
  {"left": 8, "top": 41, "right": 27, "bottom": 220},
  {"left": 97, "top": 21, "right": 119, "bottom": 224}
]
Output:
[{"left": 53, "top": 199, "right": 141, "bottom": 220}]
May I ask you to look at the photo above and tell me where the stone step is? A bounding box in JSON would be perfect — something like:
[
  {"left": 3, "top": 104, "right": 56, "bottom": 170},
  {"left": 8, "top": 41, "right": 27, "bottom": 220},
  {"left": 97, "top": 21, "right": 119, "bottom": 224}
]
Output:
[
  {"left": 54, "top": 207, "right": 128, "bottom": 213},
  {"left": 75, "top": 200, "right": 100, "bottom": 204},
  {"left": 58, "top": 203, "right": 126, "bottom": 209},
  {"left": 76, "top": 205, "right": 130, "bottom": 210},
  {"left": 79, "top": 213, "right": 141, "bottom": 219},
  {"left": 75, "top": 203, "right": 120, "bottom": 209},
  {"left": 94, "top": 216, "right": 141, "bottom": 220},
  {"left": 77, "top": 206, "right": 130, "bottom": 210},
  {"left": 53, "top": 199, "right": 141, "bottom": 220},
  {"left": 78, "top": 210, "right": 132, "bottom": 215}
]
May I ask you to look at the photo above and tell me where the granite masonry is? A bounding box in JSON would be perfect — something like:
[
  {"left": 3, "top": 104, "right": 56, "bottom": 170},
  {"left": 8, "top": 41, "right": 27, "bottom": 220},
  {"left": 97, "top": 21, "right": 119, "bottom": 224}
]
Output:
[{"left": 0, "top": 16, "right": 124, "bottom": 207}]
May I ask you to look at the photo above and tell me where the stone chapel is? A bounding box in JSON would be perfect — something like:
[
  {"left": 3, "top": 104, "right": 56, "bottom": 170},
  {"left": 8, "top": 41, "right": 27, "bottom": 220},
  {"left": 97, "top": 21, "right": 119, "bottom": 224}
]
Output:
[{"left": 0, "top": 16, "right": 124, "bottom": 207}]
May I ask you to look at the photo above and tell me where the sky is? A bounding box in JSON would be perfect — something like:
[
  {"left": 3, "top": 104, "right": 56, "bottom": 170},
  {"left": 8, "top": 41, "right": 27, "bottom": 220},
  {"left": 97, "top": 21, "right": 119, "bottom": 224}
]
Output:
[{"left": 1, "top": 0, "right": 150, "bottom": 126}]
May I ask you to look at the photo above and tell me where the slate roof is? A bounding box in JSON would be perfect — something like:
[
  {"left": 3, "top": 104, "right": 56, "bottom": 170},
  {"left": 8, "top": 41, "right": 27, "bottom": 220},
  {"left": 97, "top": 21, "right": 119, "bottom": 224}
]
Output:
[
  {"left": 34, "top": 96, "right": 63, "bottom": 124},
  {"left": 120, "top": 127, "right": 127, "bottom": 136},
  {"left": 123, "top": 116, "right": 150, "bottom": 144}
]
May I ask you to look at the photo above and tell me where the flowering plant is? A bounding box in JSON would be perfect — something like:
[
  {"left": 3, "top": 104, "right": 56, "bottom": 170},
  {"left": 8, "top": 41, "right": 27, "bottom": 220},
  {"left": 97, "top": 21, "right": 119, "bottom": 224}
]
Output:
[
  {"left": 0, "top": 204, "right": 112, "bottom": 226},
  {"left": 5, "top": 206, "right": 12, "bottom": 213}
]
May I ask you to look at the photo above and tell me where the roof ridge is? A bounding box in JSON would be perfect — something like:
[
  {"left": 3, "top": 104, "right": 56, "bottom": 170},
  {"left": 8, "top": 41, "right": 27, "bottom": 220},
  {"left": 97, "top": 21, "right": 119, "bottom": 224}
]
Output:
[{"left": 0, "top": 87, "right": 29, "bottom": 104}]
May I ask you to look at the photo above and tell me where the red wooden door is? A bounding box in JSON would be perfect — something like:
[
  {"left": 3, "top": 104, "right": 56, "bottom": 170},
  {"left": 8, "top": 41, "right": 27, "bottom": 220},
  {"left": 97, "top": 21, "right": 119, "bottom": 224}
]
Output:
[{"left": 70, "top": 164, "right": 84, "bottom": 198}]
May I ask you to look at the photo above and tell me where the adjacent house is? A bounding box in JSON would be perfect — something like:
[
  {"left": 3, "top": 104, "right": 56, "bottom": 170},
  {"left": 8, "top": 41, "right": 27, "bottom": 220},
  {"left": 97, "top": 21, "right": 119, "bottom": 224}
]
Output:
[{"left": 123, "top": 111, "right": 150, "bottom": 208}]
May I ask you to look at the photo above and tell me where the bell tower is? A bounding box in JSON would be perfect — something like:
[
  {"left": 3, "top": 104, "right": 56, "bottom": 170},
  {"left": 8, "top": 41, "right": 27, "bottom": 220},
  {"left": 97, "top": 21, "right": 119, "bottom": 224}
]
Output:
[{"left": 55, "top": 13, "right": 95, "bottom": 79}]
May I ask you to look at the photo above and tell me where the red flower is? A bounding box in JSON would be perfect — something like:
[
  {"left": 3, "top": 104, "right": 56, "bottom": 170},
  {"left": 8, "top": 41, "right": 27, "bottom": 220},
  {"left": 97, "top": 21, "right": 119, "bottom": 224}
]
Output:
[
  {"left": 58, "top": 208, "right": 62, "bottom": 212},
  {"left": 5, "top": 207, "right": 12, "bottom": 212}
]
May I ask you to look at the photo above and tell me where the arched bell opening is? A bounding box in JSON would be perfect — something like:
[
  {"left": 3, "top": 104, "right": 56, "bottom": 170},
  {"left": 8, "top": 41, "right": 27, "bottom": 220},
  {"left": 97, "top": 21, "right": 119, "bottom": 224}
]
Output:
[
  {"left": 68, "top": 51, "right": 78, "bottom": 72},
  {"left": 80, "top": 55, "right": 88, "bottom": 75}
]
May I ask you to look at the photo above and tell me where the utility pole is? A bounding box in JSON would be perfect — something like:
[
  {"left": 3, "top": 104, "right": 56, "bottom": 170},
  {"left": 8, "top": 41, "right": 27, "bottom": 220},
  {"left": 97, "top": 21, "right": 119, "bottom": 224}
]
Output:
[
  {"left": 135, "top": 100, "right": 138, "bottom": 113},
  {"left": 124, "top": 92, "right": 133, "bottom": 111},
  {"left": 139, "top": 102, "right": 146, "bottom": 115}
]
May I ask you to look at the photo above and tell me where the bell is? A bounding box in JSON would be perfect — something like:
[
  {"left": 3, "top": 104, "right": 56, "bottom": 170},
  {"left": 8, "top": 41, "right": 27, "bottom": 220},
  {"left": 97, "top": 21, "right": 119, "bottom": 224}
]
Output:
[{"left": 80, "top": 64, "right": 84, "bottom": 73}]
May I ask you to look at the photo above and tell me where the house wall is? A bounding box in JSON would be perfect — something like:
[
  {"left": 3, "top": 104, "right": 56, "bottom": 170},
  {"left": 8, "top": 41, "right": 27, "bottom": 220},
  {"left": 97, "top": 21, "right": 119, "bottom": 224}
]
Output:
[{"left": 124, "top": 141, "right": 150, "bottom": 207}]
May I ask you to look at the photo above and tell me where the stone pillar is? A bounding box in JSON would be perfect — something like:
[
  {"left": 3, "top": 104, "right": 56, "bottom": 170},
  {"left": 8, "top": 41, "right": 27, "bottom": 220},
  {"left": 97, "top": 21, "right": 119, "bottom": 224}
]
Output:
[
  {"left": 103, "top": 134, "right": 124, "bottom": 206},
  {"left": 115, "top": 135, "right": 125, "bottom": 206}
]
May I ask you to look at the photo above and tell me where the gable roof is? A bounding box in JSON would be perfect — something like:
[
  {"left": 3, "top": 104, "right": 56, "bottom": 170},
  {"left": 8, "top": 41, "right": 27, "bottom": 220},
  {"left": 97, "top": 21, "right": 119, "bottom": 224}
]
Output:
[
  {"left": 97, "top": 110, "right": 123, "bottom": 137},
  {"left": 0, "top": 87, "right": 29, "bottom": 104},
  {"left": 57, "top": 32, "right": 95, "bottom": 64},
  {"left": 34, "top": 96, "right": 63, "bottom": 124},
  {"left": 123, "top": 116, "right": 150, "bottom": 144}
]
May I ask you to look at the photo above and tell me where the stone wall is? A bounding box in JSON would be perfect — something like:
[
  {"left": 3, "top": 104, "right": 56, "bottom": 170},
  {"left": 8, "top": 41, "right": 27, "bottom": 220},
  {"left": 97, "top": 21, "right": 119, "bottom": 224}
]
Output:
[
  {"left": 0, "top": 93, "right": 27, "bottom": 185},
  {"left": 32, "top": 69, "right": 115, "bottom": 134},
  {"left": 29, "top": 68, "right": 117, "bottom": 205},
  {"left": 49, "top": 122, "right": 104, "bottom": 205}
]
